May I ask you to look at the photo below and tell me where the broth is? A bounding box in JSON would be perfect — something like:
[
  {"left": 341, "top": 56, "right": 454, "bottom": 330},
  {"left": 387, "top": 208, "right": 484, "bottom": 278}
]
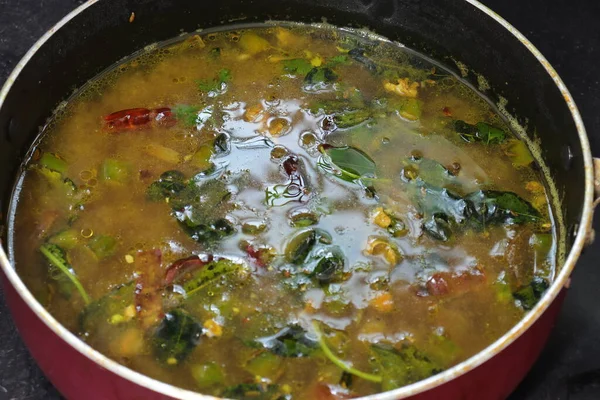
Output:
[{"left": 11, "top": 24, "right": 557, "bottom": 399}]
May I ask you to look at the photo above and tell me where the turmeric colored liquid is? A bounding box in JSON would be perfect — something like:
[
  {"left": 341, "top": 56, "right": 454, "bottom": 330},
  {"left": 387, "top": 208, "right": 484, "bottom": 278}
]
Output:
[{"left": 11, "top": 25, "right": 556, "bottom": 399}]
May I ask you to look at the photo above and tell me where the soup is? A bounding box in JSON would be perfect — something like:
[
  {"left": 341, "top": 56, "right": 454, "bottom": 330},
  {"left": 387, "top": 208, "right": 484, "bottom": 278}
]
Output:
[{"left": 11, "top": 24, "right": 557, "bottom": 399}]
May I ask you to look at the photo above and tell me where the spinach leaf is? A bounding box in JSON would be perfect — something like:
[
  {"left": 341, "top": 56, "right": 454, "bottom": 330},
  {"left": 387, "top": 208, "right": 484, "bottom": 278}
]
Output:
[
  {"left": 146, "top": 170, "right": 187, "bottom": 201},
  {"left": 311, "top": 247, "right": 345, "bottom": 285},
  {"left": 282, "top": 58, "right": 313, "bottom": 75},
  {"left": 254, "top": 325, "right": 317, "bottom": 358},
  {"left": 80, "top": 282, "right": 134, "bottom": 333},
  {"left": 513, "top": 276, "right": 550, "bottom": 310},
  {"left": 149, "top": 175, "right": 234, "bottom": 247},
  {"left": 454, "top": 120, "right": 506, "bottom": 144},
  {"left": 221, "top": 383, "right": 290, "bottom": 400},
  {"left": 40, "top": 243, "right": 90, "bottom": 304},
  {"left": 318, "top": 145, "right": 377, "bottom": 183},
  {"left": 305, "top": 67, "right": 338, "bottom": 84},
  {"left": 285, "top": 228, "right": 332, "bottom": 265},
  {"left": 466, "top": 190, "right": 540, "bottom": 224},
  {"left": 153, "top": 309, "right": 203, "bottom": 364},
  {"left": 370, "top": 344, "right": 443, "bottom": 391},
  {"left": 334, "top": 108, "right": 372, "bottom": 129}
]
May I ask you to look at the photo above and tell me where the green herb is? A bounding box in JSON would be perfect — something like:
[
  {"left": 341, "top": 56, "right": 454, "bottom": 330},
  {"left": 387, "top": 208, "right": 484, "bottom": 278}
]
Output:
[
  {"left": 40, "top": 243, "right": 90, "bottom": 305},
  {"left": 369, "top": 343, "right": 443, "bottom": 391},
  {"left": 334, "top": 109, "right": 372, "bottom": 129},
  {"left": 197, "top": 68, "right": 232, "bottom": 94},
  {"left": 304, "top": 67, "right": 338, "bottom": 84},
  {"left": 325, "top": 55, "right": 349, "bottom": 67},
  {"left": 282, "top": 58, "right": 313, "bottom": 75},
  {"left": 173, "top": 104, "right": 201, "bottom": 127},
  {"left": 513, "top": 276, "right": 549, "bottom": 310},
  {"left": 79, "top": 282, "right": 134, "bottom": 332},
  {"left": 311, "top": 247, "right": 345, "bottom": 285},
  {"left": 181, "top": 259, "right": 242, "bottom": 297},
  {"left": 146, "top": 170, "right": 187, "bottom": 201},
  {"left": 454, "top": 120, "right": 506, "bottom": 144},
  {"left": 153, "top": 309, "right": 203, "bottom": 364},
  {"left": 255, "top": 324, "right": 317, "bottom": 358},
  {"left": 312, "top": 321, "right": 382, "bottom": 383},
  {"left": 318, "top": 145, "right": 377, "bottom": 183},
  {"left": 284, "top": 228, "right": 332, "bottom": 265},
  {"left": 466, "top": 190, "right": 541, "bottom": 224}
]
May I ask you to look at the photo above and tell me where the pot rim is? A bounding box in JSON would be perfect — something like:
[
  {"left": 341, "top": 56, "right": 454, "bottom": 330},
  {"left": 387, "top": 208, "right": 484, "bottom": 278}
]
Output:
[{"left": 0, "top": 1, "right": 594, "bottom": 399}]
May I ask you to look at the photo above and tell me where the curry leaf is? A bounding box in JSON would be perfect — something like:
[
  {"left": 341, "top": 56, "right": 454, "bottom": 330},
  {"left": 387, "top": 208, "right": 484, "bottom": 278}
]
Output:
[
  {"left": 454, "top": 120, "right": 506, "bottom": 144},
  {"left": 318, "top": 145, "right": 377, "bottom": 183},
  {"left": 197, "top": 68, "right": 231, "bottom": 94},
  {"left": 153, "top": 309, "right": 203, "bottom": 364},
  {"left": 466, "top": 190, "right": 541, "bottom": 224}
]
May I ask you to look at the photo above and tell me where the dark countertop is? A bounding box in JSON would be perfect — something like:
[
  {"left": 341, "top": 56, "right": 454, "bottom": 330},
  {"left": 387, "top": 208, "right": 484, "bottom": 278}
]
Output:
[{"left": 0, "top": 1, "right": 599, "bottom": 399}]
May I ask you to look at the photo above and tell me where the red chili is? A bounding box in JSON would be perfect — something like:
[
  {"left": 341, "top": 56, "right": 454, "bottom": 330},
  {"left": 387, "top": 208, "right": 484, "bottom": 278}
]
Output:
[
  {"left": 103, "top": 107, "right": 174, "bottom": 131},
  {"left": 164, "top": 254, "right": 214, "bottom": 285}
]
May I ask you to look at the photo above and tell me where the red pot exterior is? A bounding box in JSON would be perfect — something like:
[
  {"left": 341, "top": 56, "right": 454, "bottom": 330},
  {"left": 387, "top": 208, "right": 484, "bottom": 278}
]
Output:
[
  {"left": 1, "top": 270, "right": 173, "bottom": 400},
  {"left": 2, "top": 267, "right": 566, "bottom": 400}
]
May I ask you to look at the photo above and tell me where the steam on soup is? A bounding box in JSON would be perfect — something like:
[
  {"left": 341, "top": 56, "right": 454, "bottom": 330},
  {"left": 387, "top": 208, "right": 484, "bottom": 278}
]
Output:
[{"left": 11, "top": 24, "right": 557, "bottom": 399}]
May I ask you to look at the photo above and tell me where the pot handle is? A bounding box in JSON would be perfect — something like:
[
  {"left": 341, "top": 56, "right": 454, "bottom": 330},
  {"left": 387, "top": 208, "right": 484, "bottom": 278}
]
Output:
[{"left": 585, "top": 157, "right": 600, "bottom": 246}]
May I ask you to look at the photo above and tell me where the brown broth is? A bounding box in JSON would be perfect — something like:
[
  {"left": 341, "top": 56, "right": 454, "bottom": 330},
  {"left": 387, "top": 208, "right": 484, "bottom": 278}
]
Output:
[{"left": 11, "top": 24, "right": 556, "bottom": 399}]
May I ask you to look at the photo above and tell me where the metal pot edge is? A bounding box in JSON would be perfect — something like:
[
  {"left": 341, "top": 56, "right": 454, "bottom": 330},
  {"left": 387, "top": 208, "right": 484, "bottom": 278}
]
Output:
[{"left": 0, "top": 0, "right": 595, "bottom": 399}]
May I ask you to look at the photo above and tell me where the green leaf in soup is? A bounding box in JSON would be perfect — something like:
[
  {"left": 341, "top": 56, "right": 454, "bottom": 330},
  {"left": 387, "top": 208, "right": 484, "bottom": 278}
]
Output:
[
  {"left": 282, "top": 58, "right": 313, "bottom": 75},
  {"left": 173, "top": 104, "right": 201, "bottom": 127},
  {"left": 79, "top": 282, "right": 135, "bottom": 333},
  {"left": 318, "top": 145, "right": 377, "bottom": 183},
  {"left": 284, "top": 228, "right": 332, "bottom": 265},
  {"left": 453, "top": 120, "right": 506, "bottom": 144},
  {"left": 254, "top": 324, "right": 317, "bottom": 357},
  {"left": 466, "top": 190, "right": 541, "bottom": 225},
  {"left": 40, "top": 243, "right": 90, "bottom": 305},
  {"left": 180, "top": 258, "right": 243, "bottom": 297},
  {"left": 221, "top": 383, "right": 290, "bottom": 400},
  {"left": 369, "top": 344, "right": 443, "bottom": 391},
  {"left": 513, "top": 276, "right": 550, "bottom": 310},
  {"left": 153, "top": 309, "right": 203, "bottom": 364},
  {"left": 146, "top": 170, "right": 187, "bottom": 201},
  {"left": 334, "top": 108, "right": 372, "bottom": 129},
  {"left": 305, "top": 67, "right": 338, "bottom": 84},
  {"left": 311, "top": 247, "right": 345, "bottom": 285}
]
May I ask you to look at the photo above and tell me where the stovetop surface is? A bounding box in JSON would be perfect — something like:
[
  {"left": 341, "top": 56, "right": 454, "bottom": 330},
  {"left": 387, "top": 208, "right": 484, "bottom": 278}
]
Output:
[{"left": 0, "top": 0, "right": 598, "bottom": 399}]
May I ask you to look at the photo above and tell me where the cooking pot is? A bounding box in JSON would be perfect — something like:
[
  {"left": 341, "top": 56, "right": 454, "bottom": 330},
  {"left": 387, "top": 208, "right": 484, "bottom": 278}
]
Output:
[{"left": 0, "top": 0, "right": 598, "bottom": 399}]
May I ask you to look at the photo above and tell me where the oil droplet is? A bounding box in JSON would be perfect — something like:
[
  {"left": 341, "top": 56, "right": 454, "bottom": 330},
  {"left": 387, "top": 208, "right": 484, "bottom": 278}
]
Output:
[
  {"left": 381, "top": 137, "right": 390, "bottom": 145},
  {"left": 81, "top": 228, "right": 94, "bottom": 238}
]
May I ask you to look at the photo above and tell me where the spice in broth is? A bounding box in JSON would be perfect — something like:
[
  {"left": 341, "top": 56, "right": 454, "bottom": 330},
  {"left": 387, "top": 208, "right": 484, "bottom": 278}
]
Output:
[{"left": 12, "top": 25, "right": 557, "bottom": 399}]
